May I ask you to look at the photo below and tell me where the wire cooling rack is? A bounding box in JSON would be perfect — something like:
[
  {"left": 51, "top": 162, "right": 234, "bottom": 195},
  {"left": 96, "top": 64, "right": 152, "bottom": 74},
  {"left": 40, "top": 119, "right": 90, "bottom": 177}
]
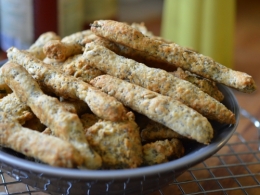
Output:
[{"left": 1, "top": 109, "right": 260, "bottom": 195}]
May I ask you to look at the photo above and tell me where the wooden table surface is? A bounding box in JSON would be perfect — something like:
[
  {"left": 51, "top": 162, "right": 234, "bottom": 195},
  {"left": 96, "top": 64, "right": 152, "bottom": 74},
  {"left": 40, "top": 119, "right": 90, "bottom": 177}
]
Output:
[{"left": 0, "top": 0, "right": 260, "bottom": 194}]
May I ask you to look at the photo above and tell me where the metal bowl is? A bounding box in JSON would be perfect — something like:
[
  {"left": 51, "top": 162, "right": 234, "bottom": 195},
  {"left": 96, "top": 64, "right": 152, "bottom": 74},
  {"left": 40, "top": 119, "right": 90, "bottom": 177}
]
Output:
[{"left": 0, "top": 60, "right": 240, "bottom": 195}]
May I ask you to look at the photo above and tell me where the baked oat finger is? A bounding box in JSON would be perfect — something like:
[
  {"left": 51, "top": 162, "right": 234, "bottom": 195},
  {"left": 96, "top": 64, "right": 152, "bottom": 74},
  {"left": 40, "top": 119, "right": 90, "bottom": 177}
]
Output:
[
  {"left": 61, "top": 29, "right": 97, "bottom": 46},
  {"left": 142, "top": 138, "right": 184, "bottom": 166},
  {"left": 90, "top": 75, "right": 214, "bottom": 144},
  {"left": 0, "top": 111, "right": 83, "bottom": 168},
  {"left": 61, "top": 54, "right": 104, "bottom": 82},
  {"left": 140, "top": 119, "right": 185, "bottom": 142},
  {"left": 93, "top": 37, "right": 176, "bottom": 71},
  {"left": 2, "top": 62, "right": 102, "bottom": 169},
  {"left": 0, "top": 93, "right": 33, "bottom": 124},
  {"left": 171, "top": 68, "right": 224, "bottom": 102},
  {"left": 91, "top": 20, "right": 256, "bottom": 93},
  {"left": 0, "top": 32, "right": 60, "bottom": 98},
  {"left": 84, "top": 43, "right": 235, "bottom": 124},
  {"left": 82, "top": 112, "right": 143, "bottom": 169},
  {"left": 43, "top": 40, "right": 83, "bottom": 61},
  {"left": 29, "top": 31, "right": 61, "bottom": 60},
  {"left": 43, "top": 30, "right": 97, "bottom": 61},
  {"left": 7, "top": 47, "right": 128, "bottom": 122}
]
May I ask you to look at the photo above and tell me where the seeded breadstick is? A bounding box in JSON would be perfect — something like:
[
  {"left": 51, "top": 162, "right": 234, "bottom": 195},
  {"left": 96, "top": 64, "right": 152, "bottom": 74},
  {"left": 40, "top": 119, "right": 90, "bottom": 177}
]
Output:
[
  {"left": 62, "top": 29, "right": 97, "bottom": 46},
  {"left": 94, "top": 38, "right": 223, "bottom": 101},
  {"left": 83, "top": 112, "right": 143, "bottom": 169},
  {"left": 43, "top": 54, "right": 104, "bottom": 82},
  {"left": 0, "top": 111, "right": 83, "bottom": 168},
  {"left": 91, "top": 75, "right": 213, "bottom": 144},
  {"left": 84, "top": 43, "right": 235, "bottom": 124},
  {"left": 0, "top": 93, "right": 33, "bottom": 124},
  {"left": 7, "top": 47, "right": 128, "bottom": 122},
  {"left": 43, "top": 30, "right": 97, "bottom": 61},
  {"left": 2, "top": 62, "right": 102, "bottom": 169},
  {"left": 91, "top": 20, "right": 256, "bottom": 93},
  {"left": 61, "top": 54, "right": 104, "bottom": 82},
  {"left": 142, "top": 138, "right": 184, "bottom": 165},
  {"left": 140, "top": 119, "right": 185, "bottom": 142},
  {"left": 0, "top": 32, "right": 60, "bottom": 98},
  {"left": 28, "top": 31, "right": 61, "bottom": 60},
  {"left": 131, "top": 22, "right": 171, "bottom": 43},
  {"left": 43, "top": 40, "right": 83, "bottom": 61},
  {"left": 93, "top": 37, "right": 176, "bottom": 71},
  {"left": 171, "top": 68, "right": 224, "bottom": 102}
]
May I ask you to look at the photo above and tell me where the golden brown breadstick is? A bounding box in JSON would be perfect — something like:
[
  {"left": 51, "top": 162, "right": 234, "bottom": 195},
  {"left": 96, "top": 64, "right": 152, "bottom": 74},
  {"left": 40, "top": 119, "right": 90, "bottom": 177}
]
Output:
[
  {"left": 61, "top": 54, "right": 104, "bottom": 82},
  {"left": 142, "top": 138, "right": 184, "bottom": 165},
  {"left": 0, "top": 32, "right": 60, "bottom": 98},
  {"left": 43, "top": 30, "right": 97, "bottom": 61},
  {"left": 94, "top": 38, "right": 223, "bottom": 101},
  {"left": 93, "top": 37, "right": 176, "bottom": 71},
  {"left": 91, "top": 20, "right": 256, "bottom": 93},
  {"left": 62, "top": 29, "right": 97, "bottom": 46},
  {"left": 2, "top": 62, "right": 102, "bottom": 169},
  {"left": 7, "top": 47, "right": 128, "bottom": 122},
  {"left": 140, "top": 119, "right": 185, "bottom": 142},
  {"left": 0, "top": 111, "right": 83, "bottom": 168},
  {"left": 43, "top": 40, "right": 83, "bottom": 61},
  {"left": 171, "top": 68, "right": 224, "bottom": 102},
  {"left": 0, "top": 93, "right": 33, "bottom": 124},
  {"left": 83, "top": 112, "right": 143, "bottom": 169},
  {"left": 28, "top": 31, "right": 61, "bottom": 60},
  {"left": 84, "top": 42, "right": 235, "bottom": 124},
  {"left": 90, "top": 75, "right": 213, "bottom": 144}
]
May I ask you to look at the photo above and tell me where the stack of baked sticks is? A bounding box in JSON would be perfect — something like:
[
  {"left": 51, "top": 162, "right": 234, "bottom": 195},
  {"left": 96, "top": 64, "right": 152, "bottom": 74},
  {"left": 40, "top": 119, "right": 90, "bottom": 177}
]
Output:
[{"left": 0, "top": 20, "right": 256, "bottom": 170}]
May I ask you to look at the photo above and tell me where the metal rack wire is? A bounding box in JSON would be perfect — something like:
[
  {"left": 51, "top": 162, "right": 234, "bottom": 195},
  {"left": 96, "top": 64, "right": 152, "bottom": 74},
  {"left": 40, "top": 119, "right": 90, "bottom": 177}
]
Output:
[{"left": 1, "top": 110, "right": 260, "bottom": 195}]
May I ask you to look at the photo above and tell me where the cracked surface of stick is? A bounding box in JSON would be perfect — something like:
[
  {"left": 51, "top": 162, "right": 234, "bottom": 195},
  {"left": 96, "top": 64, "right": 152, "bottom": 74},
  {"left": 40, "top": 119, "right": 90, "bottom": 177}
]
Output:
[
  {"left": 171, "top": 68, "right": 224, "bottom": 102},
  {"left": 0, "top": 111, "right": 83, "bottom": 168},
  {"left": 0, "top": 93, "right": 33, "bottom": 125},
  {"left": 43, "top": 30, "right": 97, "bottom": 61},
  {"left": 140, "top": 119, "right": 185, "bottom": 142},
  {"left": 0, "top": 32, "right": 61, "bottom": 98},
  {"left": 82, "top": 112, "right": 143, "bottom": 169},
  {"left": 7, "top": 47, "right": 128, "bottom": 122},
  {"left": 29, "top": 31, "right": 61, "bottom": 60},
  {"left": 91, "top": 20, "right": 256, "bottom": 93},
  {"left": 84, "top": 42, "right": 235, "bottom": 124},
  {"left": 62, "top": 29, "right": 97, "bottom": 46},
  {"left": 61, "top": 54, "right": 104, "bottom": 82},
  {"left": 2, "top": 62, "right": 102, "bottom": 169},
  {"left": 142, "top": 138, "right": 184, "bottom": 165},
  {"left": 43, "top": 40, "right": 83, "bottom": 61},
  {"left": 94, "top": 38, "right": 224, "bottom": 102},
  {"left": 91, "top": 75, "right": 214, "bottom": 144}
]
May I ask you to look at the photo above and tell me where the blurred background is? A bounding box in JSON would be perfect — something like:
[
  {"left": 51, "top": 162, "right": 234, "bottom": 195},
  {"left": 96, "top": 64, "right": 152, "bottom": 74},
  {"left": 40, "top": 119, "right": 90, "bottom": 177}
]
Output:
[{"left": 0, "top": 0, "right": 259, "bottom": 109}]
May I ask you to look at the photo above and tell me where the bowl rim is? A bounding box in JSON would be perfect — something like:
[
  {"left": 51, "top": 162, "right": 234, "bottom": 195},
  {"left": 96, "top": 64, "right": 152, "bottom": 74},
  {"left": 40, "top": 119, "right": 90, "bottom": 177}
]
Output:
[{"left": 0, "top": 59, "right": 240, "bottom": 180}]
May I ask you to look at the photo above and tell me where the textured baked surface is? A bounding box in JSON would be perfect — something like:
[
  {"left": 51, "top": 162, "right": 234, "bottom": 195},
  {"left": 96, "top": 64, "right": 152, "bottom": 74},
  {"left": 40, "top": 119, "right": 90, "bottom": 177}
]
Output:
[
  {"left": 84, "top": 42, "right": 235, "bottom": 124},
  {"left": 83, "top": 112, "right": 143, "bottom": 169},
  {"left": 2, "top": 62, "right": 102, "bottom": 169},
  {"left": 90, "top": 74, "right": 214, "bottom": 144},
  {"left": 91, "top": 20, "right": 256, "bottom": 93},
  {"left": 7, "top": 47, "right": 128, "bottom": 122}
]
